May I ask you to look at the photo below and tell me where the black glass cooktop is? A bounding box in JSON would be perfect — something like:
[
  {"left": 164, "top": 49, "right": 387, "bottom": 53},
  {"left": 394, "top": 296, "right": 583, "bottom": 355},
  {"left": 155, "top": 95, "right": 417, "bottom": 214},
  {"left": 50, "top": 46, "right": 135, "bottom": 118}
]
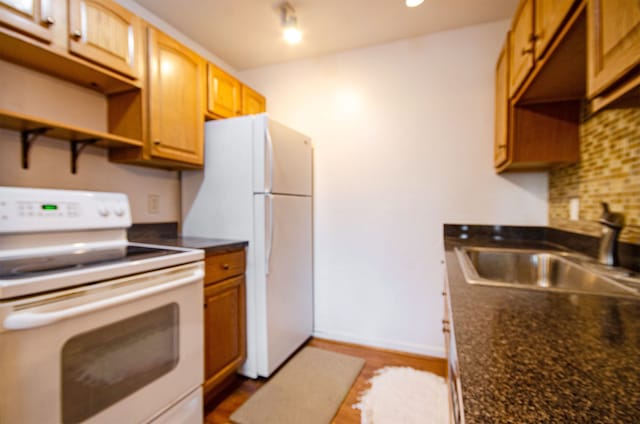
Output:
[{"left": 0, "top": 245, "right": 180, "bottom": 280}]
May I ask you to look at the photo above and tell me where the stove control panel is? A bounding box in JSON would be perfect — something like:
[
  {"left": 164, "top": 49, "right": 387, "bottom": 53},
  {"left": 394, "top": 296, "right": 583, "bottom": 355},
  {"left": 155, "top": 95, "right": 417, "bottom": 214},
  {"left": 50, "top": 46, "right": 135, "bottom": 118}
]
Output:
[{"left": 0, "top": 187, "right": 132, "bottom": 234}]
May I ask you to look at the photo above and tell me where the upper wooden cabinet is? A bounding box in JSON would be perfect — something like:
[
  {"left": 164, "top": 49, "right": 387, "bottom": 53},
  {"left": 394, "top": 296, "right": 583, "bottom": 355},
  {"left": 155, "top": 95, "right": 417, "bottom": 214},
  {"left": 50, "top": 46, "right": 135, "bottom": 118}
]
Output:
[
  {"left": 587, "top": 0, "right": 640, "bottom": 99},
  {"left": 534, "top": 0, "right": 576, "bottom": 59},
  {"left": 508, "top": 0, "right": 535, "bottom": 97},
  {"left": 509, "top": 0, "right": 579, "bottom": 98},
  {"left": 495, "top": 38, "right": 509, "bottom": 168},
  {"left": 147, "top": 27, "right": 204, "bottom": 166},
  {"left": 207, "top": 63, "right": 241, "bottom": 119},
  {"left": 0, "top": 0, "right": 55, "bottom": 43},
  {"left": 68, "top": 0, "right": 140, "bottom": 79},
  {"left": 241, "top": 84, "right": 266, "bottom": 115},
  {"left": 496, "top": 0, "right": 585, "bottom": 172},
  {"left": 0, "top": 0, "right": 141, "bottom": 93}
]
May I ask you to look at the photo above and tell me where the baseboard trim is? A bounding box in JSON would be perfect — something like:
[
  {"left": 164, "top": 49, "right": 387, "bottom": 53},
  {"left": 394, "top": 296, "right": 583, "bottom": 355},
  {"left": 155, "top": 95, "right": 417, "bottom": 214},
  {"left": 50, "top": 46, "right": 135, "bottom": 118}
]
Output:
[{"left": 312, "top": 330, "right": 445, "bottom": 359}]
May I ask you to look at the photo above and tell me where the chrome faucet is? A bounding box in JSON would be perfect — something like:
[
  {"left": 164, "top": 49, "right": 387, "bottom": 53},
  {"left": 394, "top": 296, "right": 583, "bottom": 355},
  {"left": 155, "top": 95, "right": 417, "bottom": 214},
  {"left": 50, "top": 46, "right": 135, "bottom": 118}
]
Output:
[{"left": 598, "top": 202, "right": 624, "bottom": 266}]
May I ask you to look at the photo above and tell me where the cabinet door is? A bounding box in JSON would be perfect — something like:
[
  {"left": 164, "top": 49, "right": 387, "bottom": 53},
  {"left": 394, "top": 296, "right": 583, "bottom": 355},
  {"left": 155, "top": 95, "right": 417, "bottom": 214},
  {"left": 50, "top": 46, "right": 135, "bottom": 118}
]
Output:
[
  {"left": 587, "top": 0, "right": 640, "bottom": 97},
  {"left": 241, "top": 84, "right": 266, "bottom": 115},
  {"left": 495, "top": 38, "right": 509, "bottom": 168},
  {"left": 534, "top": 0, "right": 576, "bottom": 59},
  {"left": 68, "top": 0, "right": 140, "bottom": 78},
  {"left": 207, "top": 63, "right": 241, "bottom": 118},
  {"left": 509, "top": 0, "right": 535, "bottom": 97},
  {"left": 203, "top": 275, "right": 246, "bottom": 393},
  {"left": 0, "top": 0, "right": 54, "bottom": 43},
  {"left": 148, "top": 27, "right": 204, "bottom": 165}
]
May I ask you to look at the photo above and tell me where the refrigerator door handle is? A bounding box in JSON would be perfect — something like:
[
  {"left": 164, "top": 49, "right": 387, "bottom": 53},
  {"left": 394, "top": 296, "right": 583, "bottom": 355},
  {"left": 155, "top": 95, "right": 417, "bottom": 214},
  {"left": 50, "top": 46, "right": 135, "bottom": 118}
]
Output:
[
  {"left": 265, "top": 193, "right": 274, "bottom": 275},
  {"left": 265, "top": 129, "right": 274, "bottom": 193}
]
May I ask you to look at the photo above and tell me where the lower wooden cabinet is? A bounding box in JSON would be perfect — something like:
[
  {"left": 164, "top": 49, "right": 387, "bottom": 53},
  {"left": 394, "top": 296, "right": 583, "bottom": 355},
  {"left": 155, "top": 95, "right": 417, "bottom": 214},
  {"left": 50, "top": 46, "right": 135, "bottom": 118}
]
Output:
[{"left": 202, "top": 248, "right": 247, "bottom": 398}]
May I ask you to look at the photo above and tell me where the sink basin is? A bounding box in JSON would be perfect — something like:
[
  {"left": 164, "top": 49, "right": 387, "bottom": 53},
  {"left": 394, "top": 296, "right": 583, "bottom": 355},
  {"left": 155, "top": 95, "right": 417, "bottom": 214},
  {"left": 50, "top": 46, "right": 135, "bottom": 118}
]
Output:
[{"left": 455, "top": 247, "right": 638, "bottom": 297}]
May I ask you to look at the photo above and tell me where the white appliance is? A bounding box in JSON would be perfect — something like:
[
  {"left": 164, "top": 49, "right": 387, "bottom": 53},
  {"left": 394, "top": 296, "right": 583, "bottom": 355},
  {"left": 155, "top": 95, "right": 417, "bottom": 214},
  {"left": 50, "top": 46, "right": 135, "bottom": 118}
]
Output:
[
  {"left": 182, "top": 114, "right": 313, "bottom": 378},
  {"left": 0, "top": 187, "right": 204, "bottom": 424}
]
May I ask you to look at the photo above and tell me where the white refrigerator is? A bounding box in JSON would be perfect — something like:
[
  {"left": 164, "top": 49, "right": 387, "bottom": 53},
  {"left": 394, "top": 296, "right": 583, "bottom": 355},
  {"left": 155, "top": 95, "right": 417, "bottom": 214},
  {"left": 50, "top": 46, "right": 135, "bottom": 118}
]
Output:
[{"left": 181, "top": 114, "right": 313, "bottom": 378}]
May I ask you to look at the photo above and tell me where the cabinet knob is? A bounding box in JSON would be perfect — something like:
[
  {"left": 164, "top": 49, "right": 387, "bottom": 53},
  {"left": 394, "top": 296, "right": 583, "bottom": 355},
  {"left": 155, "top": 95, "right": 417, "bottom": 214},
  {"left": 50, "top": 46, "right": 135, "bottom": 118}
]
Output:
[
  {"left": 521, "top": 47, "right": 534, "bottom": 56},
  {"left": 72, "top": 30, "right": 82, "bottom": 39},
  {"left": 222, "top": 263, "right": 230, "bottom": 270},
  {"left": 153, "top": 140, "right": 161, "bottom": 145},
  {"left": 42, "top": 16, "right": 55, "bottom": 25}
]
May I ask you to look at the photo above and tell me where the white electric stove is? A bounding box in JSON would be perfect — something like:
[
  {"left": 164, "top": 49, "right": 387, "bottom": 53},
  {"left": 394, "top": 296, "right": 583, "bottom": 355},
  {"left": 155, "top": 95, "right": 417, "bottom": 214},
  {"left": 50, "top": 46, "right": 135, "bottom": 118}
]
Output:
[{"left": 0, "top": 187, "right": 204, "bottom": 424}]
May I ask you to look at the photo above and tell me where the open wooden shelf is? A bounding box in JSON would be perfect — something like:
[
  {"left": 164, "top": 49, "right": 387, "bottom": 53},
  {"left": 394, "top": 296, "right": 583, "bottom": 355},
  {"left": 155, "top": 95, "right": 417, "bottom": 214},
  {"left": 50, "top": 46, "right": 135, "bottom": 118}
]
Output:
[
  {"left": 0, "top": 108, "right": 143, "bottom": 173},
  {"left": 0, "top": 108, "right": 143, "bottom": 148}
]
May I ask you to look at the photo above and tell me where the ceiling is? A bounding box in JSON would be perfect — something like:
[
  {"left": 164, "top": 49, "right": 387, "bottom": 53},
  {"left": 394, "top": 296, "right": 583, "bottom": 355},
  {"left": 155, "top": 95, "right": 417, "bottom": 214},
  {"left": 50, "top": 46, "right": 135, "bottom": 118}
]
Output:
[{"left": 133, "top": 0, "right": 519, "bottom": 71}]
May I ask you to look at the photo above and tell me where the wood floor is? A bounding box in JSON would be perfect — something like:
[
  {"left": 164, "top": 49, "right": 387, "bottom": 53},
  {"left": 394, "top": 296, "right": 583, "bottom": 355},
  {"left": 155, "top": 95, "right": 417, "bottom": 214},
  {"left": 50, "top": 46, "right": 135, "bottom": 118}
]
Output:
[{"left": 204, "top": 338, "right": 447, "bottom": 424}]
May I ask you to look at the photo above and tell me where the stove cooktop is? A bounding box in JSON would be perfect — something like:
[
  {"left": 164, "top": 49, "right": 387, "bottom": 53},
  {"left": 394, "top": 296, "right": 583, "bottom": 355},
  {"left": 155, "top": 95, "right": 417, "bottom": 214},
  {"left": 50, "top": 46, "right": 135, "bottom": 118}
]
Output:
[
  {"left": 0, "top": 243, "right": 204, "bottom": 300},
  {"left": 0, "top": 245, "right": 179, "bottom": 280}
]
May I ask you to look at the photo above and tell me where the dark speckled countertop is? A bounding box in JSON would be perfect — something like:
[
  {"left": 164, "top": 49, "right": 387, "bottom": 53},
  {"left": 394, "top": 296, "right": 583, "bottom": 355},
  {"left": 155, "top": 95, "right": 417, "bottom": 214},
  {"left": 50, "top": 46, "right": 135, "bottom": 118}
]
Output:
[
  {"left": 444, "top": 225, "right": 640, "bottom": 423},
  {"left": 127, "top": 222, "right": 247, "bottom": 256}
]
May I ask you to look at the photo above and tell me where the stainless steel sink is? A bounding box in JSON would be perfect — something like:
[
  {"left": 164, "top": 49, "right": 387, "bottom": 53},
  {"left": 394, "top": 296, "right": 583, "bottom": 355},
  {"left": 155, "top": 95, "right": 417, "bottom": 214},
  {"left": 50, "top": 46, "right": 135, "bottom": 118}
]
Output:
[{"left": 455, "top": 247, "right": 639, "bottom": 297}]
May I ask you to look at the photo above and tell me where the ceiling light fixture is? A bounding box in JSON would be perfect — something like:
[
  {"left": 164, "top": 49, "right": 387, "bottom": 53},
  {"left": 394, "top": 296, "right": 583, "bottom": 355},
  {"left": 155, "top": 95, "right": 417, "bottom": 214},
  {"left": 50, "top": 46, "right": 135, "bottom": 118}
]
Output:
[
  {"left": 405, "top": 0, "right": 424, "bottom": 7},
  {"left": 280, "top": 2, "right": 302, "bottom": 44}
]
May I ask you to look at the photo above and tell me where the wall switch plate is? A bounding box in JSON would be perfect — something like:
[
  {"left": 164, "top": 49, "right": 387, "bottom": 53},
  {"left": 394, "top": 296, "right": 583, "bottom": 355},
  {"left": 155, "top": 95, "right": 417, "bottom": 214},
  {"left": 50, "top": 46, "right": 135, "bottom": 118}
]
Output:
[
  {"left": 569, "top": 197, "right": 579, "bottom": 221},
  {"left": 148, "top": 194, "right": 160, "bottom": 214}
]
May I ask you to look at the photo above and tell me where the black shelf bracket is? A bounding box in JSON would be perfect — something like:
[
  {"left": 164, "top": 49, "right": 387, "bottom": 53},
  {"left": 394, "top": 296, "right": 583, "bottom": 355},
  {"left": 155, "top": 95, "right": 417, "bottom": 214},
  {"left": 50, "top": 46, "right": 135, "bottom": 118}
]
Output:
[
  {"left": 70, "top": 138, "right": 99, "bottom": 174},
  {"left": 21, "top": 127, "right": 50, "bottom": 169}
]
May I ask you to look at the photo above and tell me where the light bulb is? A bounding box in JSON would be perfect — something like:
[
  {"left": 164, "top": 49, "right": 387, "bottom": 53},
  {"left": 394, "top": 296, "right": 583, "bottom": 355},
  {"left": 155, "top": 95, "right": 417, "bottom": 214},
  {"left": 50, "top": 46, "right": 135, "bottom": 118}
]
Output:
[
  {"left": 406, "top": 0, "right": 424, "bottom": 7},
  {"left": 283, "top": 26, "right": 302, "bottom": 44}
]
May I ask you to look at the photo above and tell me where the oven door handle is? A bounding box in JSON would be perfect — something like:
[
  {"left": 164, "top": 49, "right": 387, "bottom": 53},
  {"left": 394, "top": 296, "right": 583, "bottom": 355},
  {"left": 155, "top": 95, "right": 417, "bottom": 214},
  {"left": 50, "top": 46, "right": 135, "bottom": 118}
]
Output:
[{"left": 3, "top": 269, "right": 204, "bottom": 331}]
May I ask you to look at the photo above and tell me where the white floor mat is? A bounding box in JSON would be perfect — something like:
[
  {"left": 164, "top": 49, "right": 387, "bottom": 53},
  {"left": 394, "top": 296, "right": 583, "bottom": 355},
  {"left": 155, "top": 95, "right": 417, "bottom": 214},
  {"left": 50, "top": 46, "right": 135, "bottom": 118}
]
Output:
[{"left": 353, "top": 366, "right": 448, "bottom": 424}]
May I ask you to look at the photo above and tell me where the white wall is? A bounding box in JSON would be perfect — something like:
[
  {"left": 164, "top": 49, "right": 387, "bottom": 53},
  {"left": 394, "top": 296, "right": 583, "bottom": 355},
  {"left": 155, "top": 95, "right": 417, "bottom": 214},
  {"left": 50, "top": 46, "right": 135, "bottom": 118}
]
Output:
[
  {"left": 0, "top": 60, "right": 179, "bottom": 223},
  {"left": 240, "top": 20, "right": 548, "bottom": 357}
]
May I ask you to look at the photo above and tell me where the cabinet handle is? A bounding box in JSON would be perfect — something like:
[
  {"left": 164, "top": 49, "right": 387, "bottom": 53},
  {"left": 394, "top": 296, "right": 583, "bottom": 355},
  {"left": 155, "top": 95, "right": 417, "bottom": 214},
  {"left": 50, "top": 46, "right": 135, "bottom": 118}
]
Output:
[
  {"left": 443, "top": 326, "right": 450, "bottom": 333},
  {"left": 442, "top": 319, "right": 450, "bottom": 325},
  {"left": 42, "top": 16, "right": 55, "bottom": 25},
  {"left": 521, "top": 47, "right": 534, "bottom": 56},
  {"left": 71, "top": 30, "right": 82, "bottom": 39},
  {"left": 497, "top": 144, "right": 506, "bottom": 150},
  {"left": 441, "top": 291, "right": 446, "bottom": 296},
  {"left": 222, "top": 263, "right": 230, "bottom": 270}
]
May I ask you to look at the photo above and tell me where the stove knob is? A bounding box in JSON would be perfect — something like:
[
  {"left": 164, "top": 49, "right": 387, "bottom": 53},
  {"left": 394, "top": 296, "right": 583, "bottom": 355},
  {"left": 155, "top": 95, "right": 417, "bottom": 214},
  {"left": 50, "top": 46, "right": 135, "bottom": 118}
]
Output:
[
  {"left": 98, "top": 207, "right": 110, "bottom": 217},
  {"left": 114, "top": 208, "right": 125, "bottom": 217}
]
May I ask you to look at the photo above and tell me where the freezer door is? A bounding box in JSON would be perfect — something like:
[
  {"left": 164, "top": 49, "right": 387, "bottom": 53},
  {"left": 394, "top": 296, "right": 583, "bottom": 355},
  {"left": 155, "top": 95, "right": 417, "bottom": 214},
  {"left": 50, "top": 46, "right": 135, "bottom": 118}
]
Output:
[
  {"left": 253, "top": 116, "right": 312, "bottom": 196},
  {"left": 256, "top": 194, "right": 313, "bottom": 377}
]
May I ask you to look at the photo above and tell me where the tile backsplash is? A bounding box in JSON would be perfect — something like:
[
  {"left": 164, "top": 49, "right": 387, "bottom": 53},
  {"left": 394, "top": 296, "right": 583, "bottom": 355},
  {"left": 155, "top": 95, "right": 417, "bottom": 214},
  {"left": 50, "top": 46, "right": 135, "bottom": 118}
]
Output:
[{"left": 549, "top": 107, "right": 640, "bottom": 244}]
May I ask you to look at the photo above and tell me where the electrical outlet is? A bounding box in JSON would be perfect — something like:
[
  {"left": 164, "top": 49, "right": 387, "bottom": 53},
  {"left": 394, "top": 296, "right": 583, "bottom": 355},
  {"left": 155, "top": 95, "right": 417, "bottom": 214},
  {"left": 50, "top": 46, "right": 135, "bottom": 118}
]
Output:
[
  {"left": 569, "top": 197, "right": 579, "bottom": 221},
  {"left": 148, "top": 194, "right": 160, "bottom": 214}
]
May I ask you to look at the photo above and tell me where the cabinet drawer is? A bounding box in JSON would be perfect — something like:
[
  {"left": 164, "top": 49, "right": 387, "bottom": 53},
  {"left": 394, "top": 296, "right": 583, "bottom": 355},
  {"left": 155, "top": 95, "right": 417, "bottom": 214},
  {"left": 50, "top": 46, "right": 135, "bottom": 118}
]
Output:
[{"left": 204, "top": 249, "right": 245, "bottom": 284}]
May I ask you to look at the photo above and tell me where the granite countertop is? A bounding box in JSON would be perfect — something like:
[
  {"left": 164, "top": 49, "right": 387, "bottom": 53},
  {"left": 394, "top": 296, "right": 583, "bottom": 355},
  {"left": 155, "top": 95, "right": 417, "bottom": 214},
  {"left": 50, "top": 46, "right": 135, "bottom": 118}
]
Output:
[
  {"left": 127, "top": 223, "right": 248, "bottom": 256},
  {"left": 443, "top": 226, "right": 640, "bottom": 423},
  {"left": 132, "top": 236, "right": 247, "bottom": 256}
]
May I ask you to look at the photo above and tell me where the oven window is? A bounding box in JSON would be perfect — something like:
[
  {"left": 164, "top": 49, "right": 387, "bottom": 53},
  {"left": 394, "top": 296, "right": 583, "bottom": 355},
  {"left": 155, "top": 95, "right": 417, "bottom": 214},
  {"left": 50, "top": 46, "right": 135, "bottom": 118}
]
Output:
[{"left": 61, "top": 303, "right": 180, "bottom": 423}]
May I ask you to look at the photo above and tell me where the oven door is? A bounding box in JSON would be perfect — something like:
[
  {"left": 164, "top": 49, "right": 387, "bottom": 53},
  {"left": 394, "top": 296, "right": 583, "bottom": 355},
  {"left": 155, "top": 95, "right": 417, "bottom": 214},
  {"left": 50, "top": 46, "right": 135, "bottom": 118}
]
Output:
[{"left": 0, "top": 262, "right": 204, "bottom": 424}]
